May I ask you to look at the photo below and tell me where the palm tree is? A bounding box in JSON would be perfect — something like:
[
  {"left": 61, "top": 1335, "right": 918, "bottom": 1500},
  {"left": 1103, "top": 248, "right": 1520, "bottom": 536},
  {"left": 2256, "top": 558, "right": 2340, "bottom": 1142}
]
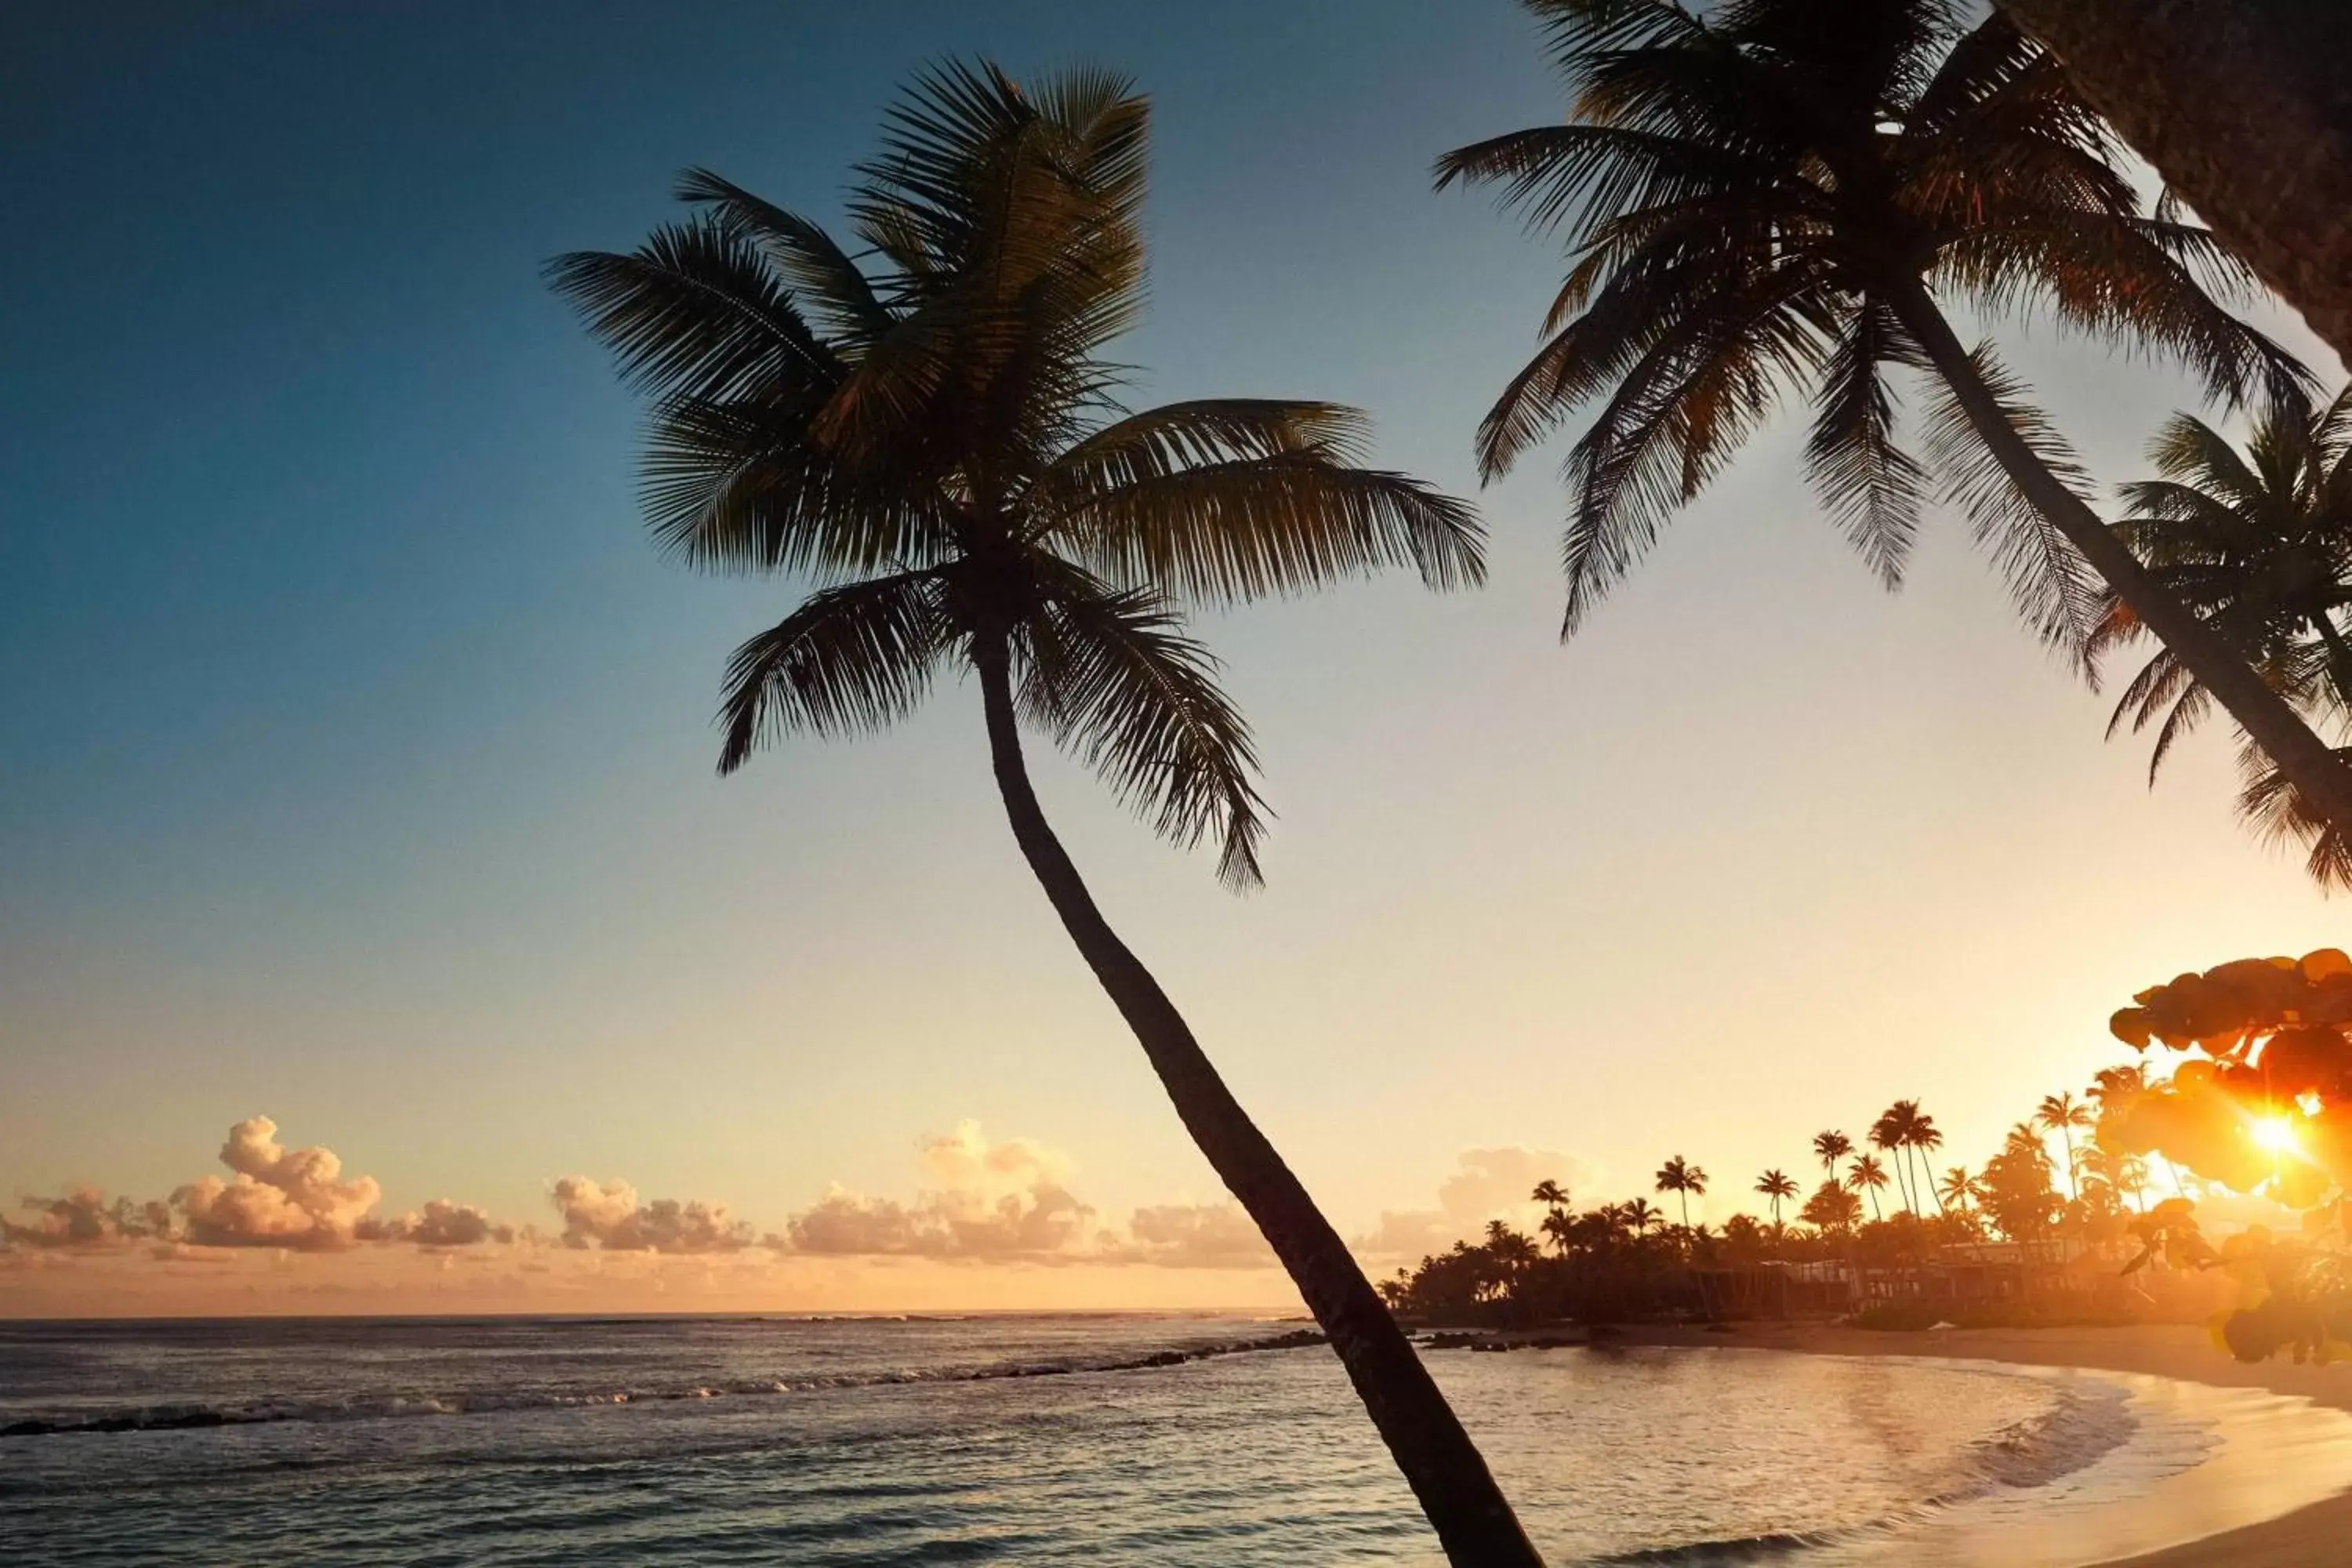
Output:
[
  {"left": 1869, "top": 1105, "right": 1918, "bottom": 1214},
  {"left": 1813, "top": 1130, "right": 1854, "bottom": 1178},
  {"left": 1655, "top": 1156, "right": 1708, "bottom": 1230},
  {"left": 1540, "top": 1206, "right": 1577, "bottom": 1257},
  {"left": 2089, "top": 390, "right": 2352, "bottom": 883},
  {"left": 1905, "top": 1111, "right": 1947, "bottom": 1215},
  {"left": 1847, "top": 1154, "right": 1891, "bottom": 1221},
  {"left": 2038, "top": 1091, "right": 2094, "bottom": 1199},
  {"left": 1620, "top": 1196, "right": 1665, "bottom": 1239},
  {"left": 1755, "top": 1168, "right": 1799, "bottom": 1229},
  {"left": 1436, "top": 0, "right": 2350, "bottom": 837},
  {"left": 1994, "top": 0, "right": 2352, "bottom": 363},
  {"left": 1937, "top": 1164, "right": 1977, "bottom": 1212},
  {"left": 1532, "top": 1178, "right": 1571, "bottom": 1211},
  {"left": 550, "top": 64, "right": 1532, "bottom": 1564}
]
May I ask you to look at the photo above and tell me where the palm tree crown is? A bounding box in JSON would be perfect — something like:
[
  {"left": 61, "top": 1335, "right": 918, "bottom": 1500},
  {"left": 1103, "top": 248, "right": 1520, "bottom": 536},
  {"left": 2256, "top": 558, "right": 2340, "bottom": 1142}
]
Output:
[
  {"left": 1439, "top": 0, "right": 2295, "bottom": 642},
  {"left": 1755, "top": 1167, "right": 1799, "bottom": 1227},
  {"left": 1438, "top": 0, "right": 2352, "bottom": 841},
  {"left": 2091, "top": 389, "right": 2352, "bottom": 882},
  {"left": 554, "top": 64, "right": 1479, "bottom": 889},
  {"left": 1813, "top": 1129, "right": 1853, "bottom": 1174}
]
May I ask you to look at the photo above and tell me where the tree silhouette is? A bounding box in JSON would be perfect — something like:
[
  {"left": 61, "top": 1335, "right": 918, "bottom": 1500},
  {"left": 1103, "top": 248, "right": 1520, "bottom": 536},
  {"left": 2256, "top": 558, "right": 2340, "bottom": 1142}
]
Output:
[
  {"left": 2089, "top": 390, "right": 2352, "bottom": 884},
  {"left": 1655, "top": 1156, "right": 1708, "bottom": 1232},
  {"left": 1755, "top": 1168, "right": 1799, "bottom": 1230},
  {"left": 2038, "top": 1092, "right": 2095, "bottom": 1199},
  {"left": 1438, "top": 0, "right": 2350, "bottom": 838},
  {"left": 1846, "top": 1154, "right": 1891, "bottom": 1221},
  {"left": 550, "top": 62, "right": 1530, "bottom": 1563}
]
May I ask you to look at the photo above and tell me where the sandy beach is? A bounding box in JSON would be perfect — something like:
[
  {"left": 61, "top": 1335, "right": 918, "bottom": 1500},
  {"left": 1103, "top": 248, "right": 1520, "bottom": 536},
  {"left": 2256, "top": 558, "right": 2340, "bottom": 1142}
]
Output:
[{"left": 1604, "top": 1323, "right": 2352, "bottom": 1566}]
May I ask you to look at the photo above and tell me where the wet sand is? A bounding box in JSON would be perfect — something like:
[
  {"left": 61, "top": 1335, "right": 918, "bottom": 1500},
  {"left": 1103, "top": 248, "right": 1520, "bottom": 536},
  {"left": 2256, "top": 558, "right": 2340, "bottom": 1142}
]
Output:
[{"left": 1610, "top": 1322, "right": 2352, "bottom": 1566}]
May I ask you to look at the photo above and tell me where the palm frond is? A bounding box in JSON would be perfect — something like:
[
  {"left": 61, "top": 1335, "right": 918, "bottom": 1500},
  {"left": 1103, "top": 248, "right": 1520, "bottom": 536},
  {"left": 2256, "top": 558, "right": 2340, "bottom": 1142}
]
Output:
[
  {"left": 717, "top": 571, "right": 948, "bottom": 771},
  {"left": 638, "top": 394, "right": 948, "bottom": 576},
  {"left": 1016, "top": 569, "right": 1269, "bottom": 889},
  {"left": 2239, "top": 735, "right": 2352, "bottom": 890},
  {"left": 1920, "top": 343, "right": 2101, "bottom": 648},
  {"left": 1558, "top": 276, "right": 1832, "bottom": 633},
  {"left": 1805, "top": 299, "right": 1928, "bottom": 587},
  {"left": 546, "top": 221, "right": 839, "bottom": 403},
  {"left": 1056, "top": 449, "right": 1486, "bottom": 604},
  {"left": 674, "top": 167, "right": 894, "bottom": 351}
]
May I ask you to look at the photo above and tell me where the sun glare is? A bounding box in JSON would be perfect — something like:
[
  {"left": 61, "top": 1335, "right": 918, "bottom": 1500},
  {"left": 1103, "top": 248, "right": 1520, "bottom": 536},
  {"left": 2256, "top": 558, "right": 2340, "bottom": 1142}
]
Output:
[{"left": 2252, "top": 1116, "right": 2302, "bottom": 1155}]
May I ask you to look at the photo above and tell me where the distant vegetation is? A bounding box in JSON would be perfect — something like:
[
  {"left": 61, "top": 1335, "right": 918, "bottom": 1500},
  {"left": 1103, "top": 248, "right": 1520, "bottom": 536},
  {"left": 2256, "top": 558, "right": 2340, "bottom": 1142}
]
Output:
[{"left": 1382, "top": 950, "right": 2352, "bottom": 1370}]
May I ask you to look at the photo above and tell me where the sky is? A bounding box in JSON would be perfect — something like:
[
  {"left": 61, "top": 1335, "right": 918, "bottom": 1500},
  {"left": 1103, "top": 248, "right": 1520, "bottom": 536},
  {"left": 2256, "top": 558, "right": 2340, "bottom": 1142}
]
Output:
[{"left": 2, "top": 1, "right": 2343, "bottom": 1317}]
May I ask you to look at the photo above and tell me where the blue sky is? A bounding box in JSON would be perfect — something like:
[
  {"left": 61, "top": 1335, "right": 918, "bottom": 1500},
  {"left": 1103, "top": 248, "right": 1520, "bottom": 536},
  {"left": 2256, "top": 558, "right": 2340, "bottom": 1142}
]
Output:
[{"left": 2, "top": 1, "right": 2340, "bottom": 1311}]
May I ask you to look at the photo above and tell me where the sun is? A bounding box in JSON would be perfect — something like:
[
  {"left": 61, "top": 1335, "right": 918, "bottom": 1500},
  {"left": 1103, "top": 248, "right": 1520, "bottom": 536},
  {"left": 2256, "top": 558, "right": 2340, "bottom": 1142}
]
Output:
[{"left": 2252, "top": 1116, "right": 2302, "bottom": 1155}]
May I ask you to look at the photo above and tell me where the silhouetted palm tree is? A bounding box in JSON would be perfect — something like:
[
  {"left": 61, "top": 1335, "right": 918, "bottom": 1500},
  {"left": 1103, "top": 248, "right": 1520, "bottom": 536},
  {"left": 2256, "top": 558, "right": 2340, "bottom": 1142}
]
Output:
[
  {"left": 1620, "top": 1196, "right": 1665, "bottom": 1239},
  {"left": 1870, "top": 1105, "right": 1918, "bottom": 1214},
  {"left": 1437, "top": 0, "right": 2347, "bottom": 835},
  {"left": 1938, "top": 1164, "right": 1978, "bottom": 1212},
  {"left": 1906, "top": 1110, "right": 1947, "bottom": 1215},
  {"left": 1655, "top": 1156, "right": 1708, "bottom": 1231},
  {"left": 1755, "top": 1168, "right": 1798, "bottom": 1229},
  {"left": 2089, "top": 390, "right": 2352, "bottom": 883},
  {"left": 1847, "top": 1154, "right": 1891, "bottom": 1221},
  {"left": 551, "top": 63, "right": 1530, "bottom": 1564},
  {"left": 2038, "top": 1092, "right": 2094, "bottom": 1199},
  {"left": 1813, "top": 1130, "right": 1854, "bottom": 1179}
]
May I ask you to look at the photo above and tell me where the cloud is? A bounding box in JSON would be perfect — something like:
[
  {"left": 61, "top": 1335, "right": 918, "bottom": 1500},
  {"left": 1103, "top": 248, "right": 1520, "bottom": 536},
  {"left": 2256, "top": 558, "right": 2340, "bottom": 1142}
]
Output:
[
  {"left": 170, "top": 1116, "right": 388, "bottom": 1250},
  {"left": 358, "top": 1200, "right": 514, "bottom": 1248},
  {"left": 550, "top": 1177, "right": 750, "bottom": 1254},
  {"left": 782, "top": 1120, "right": 1096, "bottom": 1261},
  {"left": 4, "top": 1118, "right": 513, "bottom": 1256},
  {"left": 1119, "top": 1202, "right": 1274, "bottom": 1269},
  {"left": 1354, "top": 1147, "right": 1591, "bottom": 1263},
  {"left": 1, "top": 1187, "right": 166, "bottom": 1250}
]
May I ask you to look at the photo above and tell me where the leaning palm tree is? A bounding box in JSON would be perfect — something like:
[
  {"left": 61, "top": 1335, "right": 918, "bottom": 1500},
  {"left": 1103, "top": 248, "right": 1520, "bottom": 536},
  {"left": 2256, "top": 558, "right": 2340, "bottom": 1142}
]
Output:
[
  {"left": 1755, "top": 1168, "right": 1799, "bottom": 1229},
  {"left": 2037, "top": 1091, "right": 2093, "bottom": 1199},
  {"left": 550, "top": 64, "right": 1534, "bottom": 1565},
  {"left": 1436, "top": 0, "right": 2350, "bottom": 836},
  {"left": 1847, "top": 1153, "right": 1891, "bottom": 1221},
  {"left": 1813, "top": 1130, "right": 1853, "bottom": 1178},
  {"left": 2089, "top": 389, "right": 2352, "bottom": 884},
  {"left": 1655, "top": 1155, "right": 1708, "bottom": 1230}
]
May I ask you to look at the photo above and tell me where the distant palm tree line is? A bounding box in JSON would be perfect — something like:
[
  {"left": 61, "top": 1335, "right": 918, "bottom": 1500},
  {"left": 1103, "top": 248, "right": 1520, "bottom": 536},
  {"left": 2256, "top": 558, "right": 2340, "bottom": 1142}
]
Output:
[
  {"left": 1379, "top": 1076, "right": 2166, "bottom": 1327},
  {"left": 555, "top": 2, "right": 2352, "bottom": 1561}
]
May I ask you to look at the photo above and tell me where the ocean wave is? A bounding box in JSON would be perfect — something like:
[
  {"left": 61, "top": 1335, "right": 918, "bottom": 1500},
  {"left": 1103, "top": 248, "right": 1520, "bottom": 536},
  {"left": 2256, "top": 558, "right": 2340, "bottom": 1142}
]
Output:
[
  {"left": 1597, "top": 1376, "right": 2140, "bottom": 1566},
  {"left": 0, "top": 1328, "right": 1326, "bottom": 1440}
]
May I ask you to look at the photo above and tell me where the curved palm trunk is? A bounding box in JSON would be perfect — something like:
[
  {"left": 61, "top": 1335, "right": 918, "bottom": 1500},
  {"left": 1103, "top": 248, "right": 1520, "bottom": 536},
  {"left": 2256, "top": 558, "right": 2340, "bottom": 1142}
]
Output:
[
  {"left": 971, "top": 642, "right": 1544, "bottom": 1568},
  {"left": 1885, "top": 281, "right": 2352, "bottom": 838},
  {"left": 1994, "top": 0, "right": 2352, "bottom": 363}
]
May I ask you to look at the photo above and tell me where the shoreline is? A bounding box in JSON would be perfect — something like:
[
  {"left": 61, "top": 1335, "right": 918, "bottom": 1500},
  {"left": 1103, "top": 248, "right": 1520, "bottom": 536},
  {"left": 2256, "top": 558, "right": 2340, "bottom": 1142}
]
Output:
[{"left": 1587, "top": 1322, "right": 2352, "bottom": 1567}]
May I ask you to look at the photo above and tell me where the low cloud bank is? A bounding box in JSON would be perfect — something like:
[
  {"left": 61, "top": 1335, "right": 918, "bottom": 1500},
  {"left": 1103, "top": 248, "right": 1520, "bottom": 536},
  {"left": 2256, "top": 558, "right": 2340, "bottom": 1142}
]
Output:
[
  {"left": 5, "top": 1117, "right": 509, "bottom": 1254},
  {"left": 5, "top": 1116, "right": 1316, "bottom": 1276}
]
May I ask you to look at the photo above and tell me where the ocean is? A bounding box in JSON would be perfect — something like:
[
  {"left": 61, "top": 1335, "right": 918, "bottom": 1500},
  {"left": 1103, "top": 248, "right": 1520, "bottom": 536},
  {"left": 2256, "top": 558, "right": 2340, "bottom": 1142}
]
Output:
[{"left": 3, "top": 1313, "right": 2347, "bottom": 1566}]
